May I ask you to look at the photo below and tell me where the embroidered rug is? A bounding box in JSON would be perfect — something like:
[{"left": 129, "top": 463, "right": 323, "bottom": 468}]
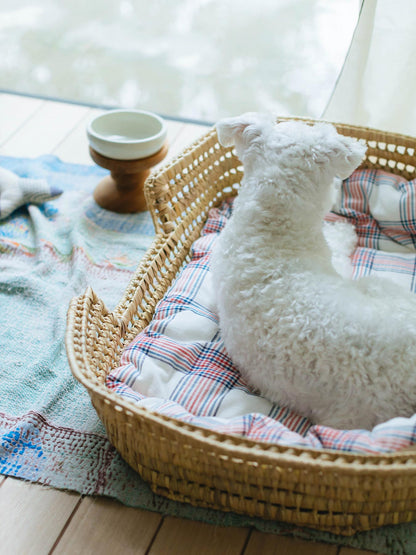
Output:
[{"left": 0, "top": 155, "right": 415, "bottom": 555}]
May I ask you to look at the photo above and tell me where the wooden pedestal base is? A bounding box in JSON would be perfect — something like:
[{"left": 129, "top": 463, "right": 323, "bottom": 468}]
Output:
[{"left": 90, "top": 142, "right": 168, "bottom": 213}]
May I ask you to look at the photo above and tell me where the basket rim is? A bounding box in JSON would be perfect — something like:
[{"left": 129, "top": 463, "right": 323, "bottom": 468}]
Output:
[
  {"left": 66, "top": 312, "right": 416, "bottom": 471},
  {"left": 150, "top": 116, "right": 416, "bottom": 178}
]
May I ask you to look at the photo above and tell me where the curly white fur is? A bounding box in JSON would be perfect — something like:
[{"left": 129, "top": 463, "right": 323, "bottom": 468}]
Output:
[{"left": 211, "top": 113, "right": 416, "bottom": 430}]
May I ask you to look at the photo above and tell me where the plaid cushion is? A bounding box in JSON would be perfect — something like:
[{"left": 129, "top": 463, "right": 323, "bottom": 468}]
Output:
[
  {"left": 327, "top": 168, "right": 416, "bottom": 289},
  {"left": 107, "top": 169, "right": 416, "bottom": 454}
]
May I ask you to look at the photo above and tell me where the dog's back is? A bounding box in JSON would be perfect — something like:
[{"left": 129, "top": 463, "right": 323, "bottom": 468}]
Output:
[{"left": 212, "top": 113, "right": 416, "bottom": 429}]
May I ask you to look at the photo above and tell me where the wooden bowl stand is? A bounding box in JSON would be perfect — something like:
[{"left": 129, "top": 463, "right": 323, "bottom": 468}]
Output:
[{"left": 90, "top": 142, "right": 168, "bottom": 213}]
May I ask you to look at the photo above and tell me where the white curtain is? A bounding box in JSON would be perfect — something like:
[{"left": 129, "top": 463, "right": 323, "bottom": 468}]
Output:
[{"left": 323, "top": 0, "right": 416, "bottom": 137}]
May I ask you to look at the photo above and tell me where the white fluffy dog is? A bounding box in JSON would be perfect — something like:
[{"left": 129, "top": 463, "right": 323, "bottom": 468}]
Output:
[{"left": 211, "top": 112, "right": 416, "bottom": 430}]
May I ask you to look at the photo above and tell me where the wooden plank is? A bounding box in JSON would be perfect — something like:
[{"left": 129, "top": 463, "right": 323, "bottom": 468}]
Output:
[
  {"left": 156, "top": 119, "right": 186, "bottom": 165},
  {"left": 0, "top": 93, "right": 43, "bottom": 146},
  {"left": 167, "top": 122, "right": 211, "bottom": 160},
  {"left": 243, "top": 532, "right": 338, "bottom": 555},
  {"left": 148, "top": 516, "right": 250, "bottom": 555},
  {"left": 52, "top": 107, "right": 104, "bottom": 165},
  {"left": 165, "top": 120, "right": 187, "bottom": 150},
  {"left": 0, "top": 100, "right": 89, "bottom": 157},
  {"left": 0, "top": 477, "right": 80, "bottom": 554},
  {"left": 53, "top": 496, "right": 162, "bottom": 555}
]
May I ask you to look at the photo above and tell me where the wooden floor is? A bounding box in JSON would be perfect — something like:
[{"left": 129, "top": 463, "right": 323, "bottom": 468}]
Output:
[{"left": 0, "top": 92, "right": 378, "bottom": 554}]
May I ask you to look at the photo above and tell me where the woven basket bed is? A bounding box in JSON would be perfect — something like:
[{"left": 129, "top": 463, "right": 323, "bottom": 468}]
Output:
[{"left": 66, "top": 118, "right": 416, "bottom": 536}]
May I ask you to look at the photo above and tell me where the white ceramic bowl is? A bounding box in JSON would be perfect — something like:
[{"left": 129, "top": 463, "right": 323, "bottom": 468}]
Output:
[{"left": 87, "top": 109, "right": 167, "bottom": 160}]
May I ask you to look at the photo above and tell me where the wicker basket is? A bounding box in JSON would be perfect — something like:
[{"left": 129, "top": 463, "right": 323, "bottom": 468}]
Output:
[{"left": 66, "top": 118, "right": 416, "bottom": 536}]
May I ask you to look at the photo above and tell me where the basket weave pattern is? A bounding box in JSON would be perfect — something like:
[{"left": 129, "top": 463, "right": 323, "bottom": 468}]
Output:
[{"left": 66, "top": 119, "right": 416, "bottom": 535}]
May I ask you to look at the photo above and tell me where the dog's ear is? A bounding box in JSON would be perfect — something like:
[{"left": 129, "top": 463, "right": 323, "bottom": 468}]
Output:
[
  {"left": 311, "top": 124, "right": 367, "bottom": 180},
  {"left": 216, "top": 112, "right": 274, "bottom": 147}
]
